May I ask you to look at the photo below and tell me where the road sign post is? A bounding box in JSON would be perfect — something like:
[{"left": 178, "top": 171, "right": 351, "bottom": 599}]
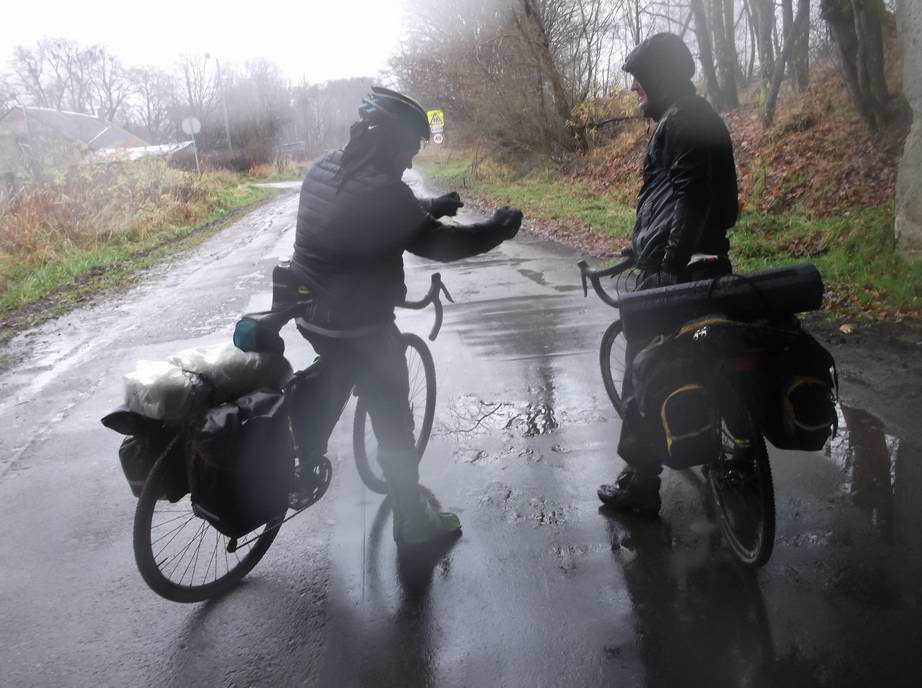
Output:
[
  {"left": 181, "top": 116, "right": 203, "bottom": 174},
  {"left": 427, "top": 109, "right": 445, "bottom": 145}
]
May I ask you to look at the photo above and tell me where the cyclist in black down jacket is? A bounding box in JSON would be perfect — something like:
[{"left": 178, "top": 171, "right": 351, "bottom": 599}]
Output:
[
  {"left": 291, "top": 87, "right": 523, "bottom": 547},
  {"left": 597, "top": 33, "right": 740, "bottom": 516}
]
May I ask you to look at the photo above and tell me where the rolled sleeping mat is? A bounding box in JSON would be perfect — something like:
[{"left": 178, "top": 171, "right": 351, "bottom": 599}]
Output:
[{"left": 618, "top": 262, "right": 824, "bottom": 342}]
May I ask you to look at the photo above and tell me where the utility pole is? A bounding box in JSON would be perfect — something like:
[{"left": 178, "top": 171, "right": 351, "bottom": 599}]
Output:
[
  {"left": 206, "top": 53, "right": 233, "bottom": 153},
  {"left": 217, "top": 58, "right": 233, "bottom": 153}
]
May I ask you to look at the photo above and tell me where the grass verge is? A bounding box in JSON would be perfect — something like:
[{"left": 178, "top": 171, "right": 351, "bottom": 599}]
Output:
[
  {"left": 420, "top": 154, "right": 921, "bottom": 319},
  {"left": 0, "top": 172, "right": 283, "bottom": 342}
]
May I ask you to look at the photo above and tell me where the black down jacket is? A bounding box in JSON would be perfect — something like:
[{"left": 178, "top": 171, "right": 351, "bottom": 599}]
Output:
[
  {"left": 631, "top": 92, "right": 739, "bottom": 273},
  {"left": 291, "top": 150, "right": 508, "bottom": 326}
]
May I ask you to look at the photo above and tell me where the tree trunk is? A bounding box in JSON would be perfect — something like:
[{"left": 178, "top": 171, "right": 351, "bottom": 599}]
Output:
[
  {"left": 512, "top": 0, "right": 586, "bottom": 152},
  {"left": 763, "top": 0, "right": 810, "bottom": 125},
  {"left": 895, "top": 0, "right": 922, "bottom": 253},
  {"left": 751, "top": 0, "right": 776, "bottom": 104},
  {"left": 821, "top": 0, "right": 912, "bottom": 151},
  {"left": 714, "top": 0, "right": 740, "bottom": 109},
  {"left": 793, "top": 0, "right": 811, "bottom": 90},
  {"left": 691, "top": 0, "right": 724, "bottom": 110},
  {"left": 742, "top": 0, "right": 758, "bottom": 81}
]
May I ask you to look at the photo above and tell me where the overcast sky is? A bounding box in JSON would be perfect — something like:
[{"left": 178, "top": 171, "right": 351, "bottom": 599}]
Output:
[{"left": 2, "top": 0, "right": 409, "bottom": 83}]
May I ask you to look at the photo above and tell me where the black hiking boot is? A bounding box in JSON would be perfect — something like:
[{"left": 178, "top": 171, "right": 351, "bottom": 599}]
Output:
[
  {"left": 289, "top": 456, "right": 332, "bottom": 511},
  {"left": 597, "top": 470, "right": 662, "bottom": 517}
]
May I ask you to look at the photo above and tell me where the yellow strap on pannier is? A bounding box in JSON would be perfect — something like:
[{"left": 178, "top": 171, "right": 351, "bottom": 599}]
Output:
[
  {"left": 661, "top": 383, "right": 707, "bottom": 454},
  {"left": 783, "top": 375, "right": 832, "bottom": 433}
]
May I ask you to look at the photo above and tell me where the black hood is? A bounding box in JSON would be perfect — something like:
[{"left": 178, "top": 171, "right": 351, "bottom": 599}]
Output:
[{"left": 623, "top": 32, "right": 696, "bottom": 120}]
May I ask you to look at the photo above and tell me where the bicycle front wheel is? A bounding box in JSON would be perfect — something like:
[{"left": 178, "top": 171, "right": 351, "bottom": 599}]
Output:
[
  {"left": 600, "top": 319, "right": 627, "bottom": 417},
  {"left": 706, "top": 414, "right": 776, "bottom": 567},
  {"left": 133, "top": 453, "right": 286, "bottom": 603},
  {"left": 353, "top": 332, "right": 436, "bottom": 494}
]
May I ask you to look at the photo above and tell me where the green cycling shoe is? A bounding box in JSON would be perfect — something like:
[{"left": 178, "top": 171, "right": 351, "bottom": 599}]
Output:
[{"left": 393, "top": 504, "right": 462, "bottom": 548}]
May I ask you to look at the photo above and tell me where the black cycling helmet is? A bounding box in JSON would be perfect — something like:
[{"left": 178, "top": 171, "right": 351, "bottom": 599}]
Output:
[{"left": 359, "top": 86, "right": 431, "bottom": 141}]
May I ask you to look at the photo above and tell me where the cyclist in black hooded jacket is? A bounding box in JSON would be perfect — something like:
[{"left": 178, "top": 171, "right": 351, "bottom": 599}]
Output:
[
  {"left": 290, "top": 87, "right": 523, "bottom": 547},
  {"left": 598, "top": 33, "right": 740, "bottom": 516}
]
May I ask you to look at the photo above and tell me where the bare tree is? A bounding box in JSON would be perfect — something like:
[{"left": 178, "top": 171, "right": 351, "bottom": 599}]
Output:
[
  {"left": 690, "top": 0, "right": 724, "bottom": 109},
  {"left": 762, "top": 0, "right": 811, "bottom": 124},
  {"left": 821, "top": 0, "right": 911, "bottom": 151},
  {"left": 177, "top": 53, "right": 216, "bottom": 122},
  {"left": 43, "top": 38, "right": 100, "bottom": 113},
  {"left": 129, "top": 67, "right": 175, "bottom": 144},
  {"left": 792, "top": 0, "right": 811, "bottom": 90},
  {"left": 512, "top": 0, "right": 584, "bottom": 151},
  {"left": 93, "top": 49, "right": 132, "bottom": 122}
]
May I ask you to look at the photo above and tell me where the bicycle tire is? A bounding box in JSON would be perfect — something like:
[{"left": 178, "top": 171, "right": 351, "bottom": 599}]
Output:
[
  {"left": 706, "top": 414, "right": 776, "bottom": 567},
  {"left": 353, "top": 332, "right": 436, "bottom": 494},
  {"left": 599, "top": 319, "right": 627, "bottom": 418},
  {"left": 133, "top": 452, "right": 286, "bottom": 603}
]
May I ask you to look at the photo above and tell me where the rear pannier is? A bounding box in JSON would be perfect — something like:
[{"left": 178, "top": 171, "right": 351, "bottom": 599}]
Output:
[{"left": 186, "top": 390, "right": 294, "bottom": 538}]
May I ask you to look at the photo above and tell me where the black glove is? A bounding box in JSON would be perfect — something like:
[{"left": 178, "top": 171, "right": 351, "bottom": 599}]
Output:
[
  {"left": 620, "top": 244, "right": 635, "bottom": 258},
  {"left": 425, "top": 191, "right": 464, "bottom": 218},
  {"left": 491, "top": 206, "right": 523, "bottom": 239}
]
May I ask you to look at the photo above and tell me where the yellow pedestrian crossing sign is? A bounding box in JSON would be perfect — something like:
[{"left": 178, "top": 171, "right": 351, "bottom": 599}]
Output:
[{"left": 427, "top": 109, "right": 445, "bottom": 130}]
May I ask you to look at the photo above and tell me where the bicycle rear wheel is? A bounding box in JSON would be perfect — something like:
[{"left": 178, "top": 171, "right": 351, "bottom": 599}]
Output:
[
  {"left": 353, "top": 332, "right": 436, "bottom": 494},
  {"left": 706, "top": 414, "right": 775, "bottom": 567},
  {"left": 133, "top": 453, "right": 286, "bottom": 603},
  {"left": 599, "top": 319, "right": 627, "bottom": 417}
]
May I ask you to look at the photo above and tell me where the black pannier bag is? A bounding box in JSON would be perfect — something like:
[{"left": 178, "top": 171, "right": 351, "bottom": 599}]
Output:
[
  {"left": 118, "top": 434, "right": 187, "bottom": 500},
  {"left": 632, "top": 336, "right": 720, "bottom": 469},
  {"left": 755, "top": 329, "right": 838, "bottom": 452},
  {"left": 186, "top": 389, "right": 294, "bottom": 538},
  {"left": 101, "top": 406, "right": 187, "bottom": 500}
]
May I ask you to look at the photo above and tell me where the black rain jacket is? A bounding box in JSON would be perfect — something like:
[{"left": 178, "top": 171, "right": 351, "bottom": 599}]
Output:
[
  {"left": 291, "top": 150, "right": 507, "bottom": 326},
  {"left": 631, "top": 91, "right": 739, "bottom": 273}
]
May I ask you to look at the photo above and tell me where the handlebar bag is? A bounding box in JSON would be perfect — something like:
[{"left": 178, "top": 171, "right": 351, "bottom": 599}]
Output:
[{"left": 186, "top": 389, "right": 294, "bottom": 538}]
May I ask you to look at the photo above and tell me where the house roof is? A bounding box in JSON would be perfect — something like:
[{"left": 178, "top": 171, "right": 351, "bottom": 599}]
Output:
[
  {"left": 92, "top": 141, "right": 193, "bottom": 162},
  {"left": 1, "top": 107, "right": 148, "bottom": 150}
]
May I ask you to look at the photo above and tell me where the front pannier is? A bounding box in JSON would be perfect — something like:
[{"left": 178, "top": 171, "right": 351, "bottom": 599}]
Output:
[{"left": 186, "top": 390, "right": 294, "bottom": 538}]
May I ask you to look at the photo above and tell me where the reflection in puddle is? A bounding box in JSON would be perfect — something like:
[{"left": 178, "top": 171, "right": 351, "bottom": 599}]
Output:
[
  {"left": 824, "top": 404, "right": 922, "bottom": 548},
  {"left": 474, "top": 481, "right": 571, "bottom": 527},
  {"left": 439, "top": 391, "right": 559, "bottom": 437}
]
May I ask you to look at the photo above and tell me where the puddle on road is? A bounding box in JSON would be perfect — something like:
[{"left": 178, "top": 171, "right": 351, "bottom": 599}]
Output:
[
  {"left": 439, "top": 391, "right": 604, "bottom": 439},
  {"left": 821, "top": 403, "right": 922, "bottom": 545},
  {"left": 473, "top": 481, "right": 572, "bottom": 528},
  {"left": 438, "top": 392, "right": 559, "bottom": 438}
]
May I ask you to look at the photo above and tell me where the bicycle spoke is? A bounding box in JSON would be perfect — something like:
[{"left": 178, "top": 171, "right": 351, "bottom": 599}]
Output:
[
  {"left": 167, "top": 521, "right": 206, "bottom": 579},
  {"left": 154, "top": 515, "right": 198, "bottom": 561},
  {"left": 151, "top": 513, "right": 192, "bottom": 529},
  {"left": 152, "top": 514, "right": 197, "bottom": 548}
]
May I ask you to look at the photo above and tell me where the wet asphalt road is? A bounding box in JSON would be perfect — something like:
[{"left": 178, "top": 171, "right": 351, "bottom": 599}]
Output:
[{"left": 1, "top": 171, "right": 921, "bottom": 688}]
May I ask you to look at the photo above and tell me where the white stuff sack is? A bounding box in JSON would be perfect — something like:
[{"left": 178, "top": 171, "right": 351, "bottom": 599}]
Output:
[
  {"left": 123, "top": 360, "right": 211, "bottom": 421},
  {"left": 167, "top": 343, "right": 292, "bottom": 401}
]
